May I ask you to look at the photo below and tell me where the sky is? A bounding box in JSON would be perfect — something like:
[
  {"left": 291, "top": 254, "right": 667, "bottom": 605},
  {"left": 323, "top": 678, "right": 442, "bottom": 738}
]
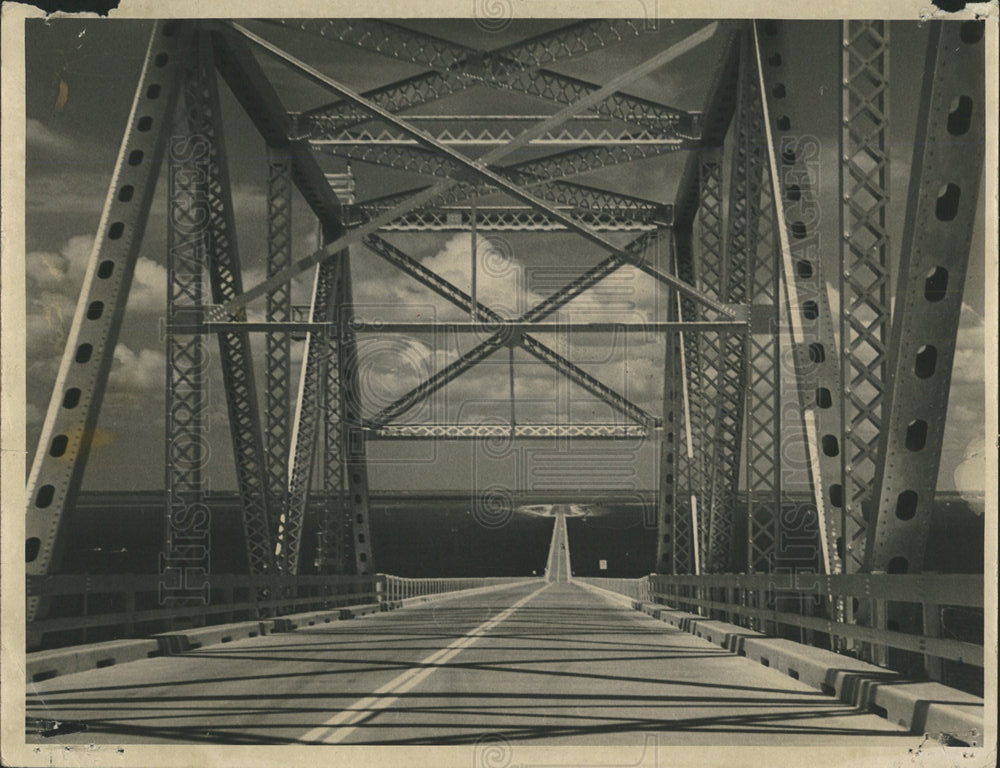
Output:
[{"left": 21, "top": 18, "right": 989, "bottom": 498}]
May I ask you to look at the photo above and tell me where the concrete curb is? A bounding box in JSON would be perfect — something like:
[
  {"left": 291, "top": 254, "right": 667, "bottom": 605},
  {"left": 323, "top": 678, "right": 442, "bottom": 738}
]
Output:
[
  {"left": 626, "top": 598, "right": 984, "bottom": 747},
  {"left": 26, "top": 580, "right": 540, "bottom": 683},
  {"left": 27, "top": 638, "right": 162, "bottom": 683}
]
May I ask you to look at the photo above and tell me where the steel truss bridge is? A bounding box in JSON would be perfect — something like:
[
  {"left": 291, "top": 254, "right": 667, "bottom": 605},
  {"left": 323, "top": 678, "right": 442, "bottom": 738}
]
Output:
[{"left": 17, "top": 16, "right": 990, "bottom": 750}]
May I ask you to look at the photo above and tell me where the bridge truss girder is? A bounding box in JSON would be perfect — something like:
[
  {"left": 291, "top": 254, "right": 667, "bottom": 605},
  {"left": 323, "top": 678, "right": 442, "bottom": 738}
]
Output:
[{"left": 23, "top": 18, "right": 985, "bottom": 612}]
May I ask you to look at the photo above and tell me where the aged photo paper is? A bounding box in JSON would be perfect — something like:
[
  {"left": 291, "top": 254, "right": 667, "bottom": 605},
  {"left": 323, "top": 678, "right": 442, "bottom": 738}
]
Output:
[{"left": 2, "top": 1, "right": 997, "bottom": 767}]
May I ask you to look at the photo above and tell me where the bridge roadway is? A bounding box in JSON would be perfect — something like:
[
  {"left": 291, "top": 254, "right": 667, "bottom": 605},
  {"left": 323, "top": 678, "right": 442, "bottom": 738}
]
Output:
[{"left": 26, "top": 583, "right": 920, "bottom": 746}]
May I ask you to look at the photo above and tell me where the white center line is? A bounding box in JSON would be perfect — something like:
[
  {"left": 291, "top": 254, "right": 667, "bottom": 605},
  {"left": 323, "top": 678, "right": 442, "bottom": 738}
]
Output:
[{"left": 300, "top": 581, "right": 552, "bottom": 744}]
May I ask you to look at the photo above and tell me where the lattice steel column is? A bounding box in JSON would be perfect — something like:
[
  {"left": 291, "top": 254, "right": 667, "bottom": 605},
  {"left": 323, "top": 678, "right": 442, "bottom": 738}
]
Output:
[
  {"left": 695, "top": 151, "right": 728, "bottom": 572},
  {"left": 755, "top": 21, "right": 845, "bottom": 575},
  {"left": 839, "top": 21, "right": 890, "bottom": 574},
  {"left": 164, "top": 128, "right": 211, "bottom": 606},
  {"left": 183, "top": 31, "right": 274, "bottom": 574},
  {"left": 318, "top": 257, "right": 346, "bottom": 573},
  {"left": 672, "top": 227, "right": 707, "bottom": 568},
  {"left": 742, "top": 37, "right": 782, "bottom": 573},
  {"left": 657, "top": 231, "right": 680, "bottom": 574},
  {"left": 672, "top": 234, "right": 701, "bottom": 576},
  {"left": 25, "top": 22, "right": 192, "bottom": 621},
  {"left": 339, "top": 253, "right": 375, "bottom": 575},
  {"left": 279, "top": 261, "right": 334, "bottom": 574},
  {"left": 707, "top": 57, "right": 753, "bottom": 574},
  {"left": 867, "top": 20, "right": 985, "bottom": 574},
  {"left": 265, "top": 147, "right": 293, "bottom": 536}
]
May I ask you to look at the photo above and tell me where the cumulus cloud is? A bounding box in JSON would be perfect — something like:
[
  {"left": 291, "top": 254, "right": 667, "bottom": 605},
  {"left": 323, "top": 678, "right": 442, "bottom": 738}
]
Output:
[
  {"left": 951, "top": 302, "right": 986, "bottom": 386},
  {"left": 953, "top": 433, "right": 987, "bottom": 496},
  {"left": 415, "top": 233, "right": 547, "bottom": 318},
  {"left": 26, "top": 235, "right": 169, "bottom": 372},
  {"left": 109, "top": 344, "right": 165, "bottom": 398},
  {"left": 344, "top": 233, "right": 671, "bottom": 422}
]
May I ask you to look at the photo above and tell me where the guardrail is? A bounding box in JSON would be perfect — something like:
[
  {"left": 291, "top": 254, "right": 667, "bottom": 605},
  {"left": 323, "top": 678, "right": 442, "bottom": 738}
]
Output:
[
  {"left": 575, "top": 572, "right": 983, "bottom": 686},
  {"left": 27, "top": 572, "right": 541, "bottom": 652},
  {"left": 377, "top": 574, "right": 537, "bottom": 602},
  {"left": 573, "top": 577, "right": 652, "bottom": 602},
  {"left": 27, "top": 573, "right": 378, "bottom": 651}
]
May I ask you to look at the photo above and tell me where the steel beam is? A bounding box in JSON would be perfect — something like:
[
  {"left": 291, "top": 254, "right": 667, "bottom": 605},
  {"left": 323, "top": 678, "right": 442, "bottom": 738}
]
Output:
[
  {"left": 163, "top": 129, "right": 211, "bottom": 612},
  {"left": 184, "top": 33, "right": 274, "bottom": 574},
  {"left": 309, "top": 124, "right": 685, "bottom": 146},
  {"left": 342, "top": 179, "right": 670, "bottom": 232},
  {"left": 696, "top": 150, "right": 730, "bottom": 572},
  {"left": 839, "top": 21, "right": 890, "bottom": 574},
  {"left": 755, "top": 21, "right": 845, "bottom": 575},
  {"left": 317, "top": 257, "right": 345, "bottom": 573},
  {"left": 214, "top": 21, "right": 727, "bottom": 318},
  {"left": 866, "top": 21, "right": 985, "bottom": 574},
  {"left": 265, "top": 148, "right": 293, "bottom": 536},
  {"left": 741, "top": 34, "right": 782, "bottom": 575},
  {"left": 340, "top": 254, "right": 375, "bottom": 576},
  {"left": 281, "top": 263, "right": 332, "bottom": 574},
  {"left": 25, "top": 22, "right": 192, "bottom": 620},
  {"left": 657, "top": 231, "right": 682, "bottom": 574},
  {"left": 172, "top": 319, "right": 745, "bottom": 335},
  {"left": 281, "top": 18, "right": 697, "bottom": 139},
  {"left": 372, "top": 424, "right": 651, "bottom": 439}
]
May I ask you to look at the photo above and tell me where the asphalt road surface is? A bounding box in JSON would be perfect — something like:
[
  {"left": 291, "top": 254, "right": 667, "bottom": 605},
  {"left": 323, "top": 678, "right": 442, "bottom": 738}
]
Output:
[{"left": 25, "top": 580, "right": 919, "bottom": 746}]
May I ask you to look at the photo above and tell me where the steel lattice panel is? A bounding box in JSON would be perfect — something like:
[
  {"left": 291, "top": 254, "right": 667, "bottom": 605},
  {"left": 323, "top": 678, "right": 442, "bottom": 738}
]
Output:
[
  {"left": 183, "top": 33, "right": 274, "bottom": 575},
  {"left": 695, "top": 152, "right": 731, "bottom": 572},
  {"left": 742, "top": 40, "right": 782, "bottom": 573},
  {"left": 164, "top": 126, "right": 210, "bottom": 604},
  {"left": 839, "top": 21, "right": 890, "bottom": 573},
  {"left": 265, "top": 150, "right": 293, "bottom": 535},
  {"left": 282, "top": 18, "right": 697, "bottom": 140}
]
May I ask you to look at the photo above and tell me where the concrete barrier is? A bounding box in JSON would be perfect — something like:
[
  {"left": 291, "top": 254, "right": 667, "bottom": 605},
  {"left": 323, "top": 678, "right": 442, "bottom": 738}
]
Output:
[
  {"left": 155, "top": 620, "right": 271, "bottom": 655},
  {"left": 616, "top": 597, "right": 984, "bottom": 746},
  {"left": 27, "top": 638, "right": 161, "bottom": 683},
  {"left": 26, "top": 582, "right": 536, "bottom": 682}
]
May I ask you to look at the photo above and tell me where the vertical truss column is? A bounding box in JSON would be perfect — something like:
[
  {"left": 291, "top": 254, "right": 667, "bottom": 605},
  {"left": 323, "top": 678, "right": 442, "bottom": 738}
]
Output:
[
  {"left": 695, "top": 150, "right": 730, "bottom": 572},
  {"left": 673, "top": 228, "right": 707, "bottom": 567},
  {"left": 867, "top": 21, "right": 985, "bottom": 574},
  {"left": 839, "top": 21, "right": 890, "bottom": 574},
  {"left": 339, "top": 252, "right": 375, "bottom": 575},
  {"left": 318, "top": 257, "right": 346, "bottom": 573},
  {"left": 265, "top": 148, "right": 293, "bottom": 539},
  {"left": 184, "top": 32, "right": 273, "bottom": 574},
  {"left": 280, "top": 261, "right": 334, "bottom": 574},
  {"left": 755, "top": 21, "right": 845, "bottom": 575},
  {"left": 672, "top": 235, "right": 701, "bottom": 575},
  {"left": 657, "top": 231, "right": 680, "bottom": 574},
  {"left": 25, "top": 23, "right": 191, "bottom": 621},
  {"left": 742, "top": 38, "right": 782, "bottom": 574},
  {"left": 708, "top": 57, "right": 754, "bottom": 574},
  {"left": 164, "top": 129, "right": 210, "bottom": 605}
]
